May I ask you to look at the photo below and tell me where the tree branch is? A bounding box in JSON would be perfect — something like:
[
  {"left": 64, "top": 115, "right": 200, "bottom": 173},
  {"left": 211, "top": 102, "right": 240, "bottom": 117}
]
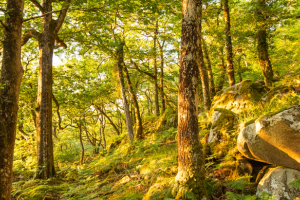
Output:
[
  {"left": 130, "top": 59, "right": 155, "bottom": 79},
  {"left": 21, "top": 29, "right": 41, "bottom": 46},
  {"left": 54, "top": 35, "right": 67, "bottom": 49},
  {"left": 54, "top": 0, "right": 71, "bottom": 33},
  {"left": 28, "top": 0, "right": 44, "bottom": 13}
]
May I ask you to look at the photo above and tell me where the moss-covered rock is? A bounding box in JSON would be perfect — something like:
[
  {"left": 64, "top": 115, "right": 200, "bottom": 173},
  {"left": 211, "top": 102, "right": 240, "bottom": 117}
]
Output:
[
  {"left": 207, "top": 108, "right": 237, "bottom": 158},
  {"left": 260, "top": 85, "right": 294, "bottom": 104},
  {"left": 211, "top": 80, "right": 266, "bottom": 114}
]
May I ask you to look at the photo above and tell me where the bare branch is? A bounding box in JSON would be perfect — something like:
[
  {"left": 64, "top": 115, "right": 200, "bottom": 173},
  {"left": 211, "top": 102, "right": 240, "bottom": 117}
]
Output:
[{"left": 54, "top": 0, "right": 71, "bottom": 33}]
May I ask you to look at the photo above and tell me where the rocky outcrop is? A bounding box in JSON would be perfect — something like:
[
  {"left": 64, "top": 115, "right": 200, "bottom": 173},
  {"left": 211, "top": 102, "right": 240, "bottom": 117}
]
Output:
[
  {"left": 207, "top": 108, "right": 237, "bottom": 158},
  {"left": 211, "top": 80, "right": 266, "bottom": 114},
  {"left": 256, "top": 167, "right": 300, "bottom": 200},
  {"left": 237, "top": 105, "right": 300, "bottom": 170}
]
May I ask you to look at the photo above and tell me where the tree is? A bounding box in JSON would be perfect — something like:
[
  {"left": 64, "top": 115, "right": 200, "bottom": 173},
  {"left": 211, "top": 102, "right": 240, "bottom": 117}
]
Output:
[
  {"left": 256, "top": 0, "right": 273, "bottom": 87},
  {"left": 0, "top": 0, "right": 24, "bottom": 198},
  {"left": 173, "top": 0, "right": 208, "bottom": 198},
  {"left": 224, "top": 0, "right": 235, "bottom": 86},
  {"left": 22, "top": 0, "right": 71, "bottom": 179},
  {"left": 116, "top": 43, "right": 134, "bottom": 141}
]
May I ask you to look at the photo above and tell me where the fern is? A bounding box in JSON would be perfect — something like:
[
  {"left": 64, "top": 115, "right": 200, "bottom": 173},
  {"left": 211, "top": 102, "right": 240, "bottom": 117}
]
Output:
[
  {"left": 226, "top": 191, "right": 274, "bottom": 200},
  {"left": 225, "top": 176, "right": 252, "bottom": 191},
  {"left": 289, "top": 175, "right": 300, "bottom": 189}
]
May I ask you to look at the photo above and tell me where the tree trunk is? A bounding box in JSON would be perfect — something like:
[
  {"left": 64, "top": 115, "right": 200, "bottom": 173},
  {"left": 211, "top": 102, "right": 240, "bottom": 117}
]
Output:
[
  {"left": 173, "top": 0, "right": 208, "bottom": 198},
  {"left": 158, "top": 40, "right": 166, "bottom": 113},
  {"left": 202, "top": 38, "right": 216, "bottom": 97},
  {"left": 237, "top": 55, "right": 243, "bottom": 82},
  {"left": 123, "top": 63, "right": 143, "bottom": 139},
  {"left": 35, "top": 6, "right": 56, "bottom": 179},
  {"left": 224, "top": 0, "right": 235, "bottom": 86},
  {"left": 78, "top": 123, "right": 84, "bottom": 164},
  {"left": 257, "top": 0, "right": 273, "bottom": 87},
  {"left": 0, "top": 0, "right": 24, "bottom": 198},
  {"left": 153, "top": 20, "right": 160, "bottom": 116},
  {"left": 116, "top": 44, "right": 134, "bottom": 141},
  {"left": 217, "top": 47, "right": 227, "bottom": 92}
]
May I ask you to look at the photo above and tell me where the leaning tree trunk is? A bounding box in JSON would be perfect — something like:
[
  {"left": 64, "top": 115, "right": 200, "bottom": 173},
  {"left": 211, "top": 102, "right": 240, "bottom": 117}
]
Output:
[
  {"left": 123, "top": 63, "right": 144, "bottom": 139},
  {"left": 153, "top": 20, "right": 160, "bottom": 116},
  {"left": 0, "top": 0, "right": 24, "bottom": 198},
  {"left": 202, "top": 38, "right": 216, "bottom": 97},
  {"left": 257, "top": 0, "right": 273, "bottom": 87},
  {"left": 173, "top": 0, "right": 209, "bottom": 198},
  {"left": 116, "top": 44, "right": 134, "bottom": 141},
  {"left": 224, "top": 0, "right": 235, "bottom": 86}
]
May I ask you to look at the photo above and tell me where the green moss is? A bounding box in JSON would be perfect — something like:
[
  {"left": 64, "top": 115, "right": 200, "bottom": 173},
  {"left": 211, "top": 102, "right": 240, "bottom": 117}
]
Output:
[
  {"left": 243, "top": 119, "right": 256, "bottom": 128},
  {"left": 211, "top": 80, "right": 267, "bottom": 115},
  {"left": 261, "top": 85, "right": 293, "bottom": 103}
]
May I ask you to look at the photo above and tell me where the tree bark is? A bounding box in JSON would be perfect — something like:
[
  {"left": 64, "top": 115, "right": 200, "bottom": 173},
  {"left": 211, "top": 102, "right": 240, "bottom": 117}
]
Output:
[
  {"left": 257, "top": 0, "right": 273, "bottom": 87},
  {"left": 123, "top": 63, "right": 144, "bottom": 139},
  {"left": 116, "top": 44, "right": 134, "bottom": 141},
  {"left": 173, "top": 0, "right": 208, "bottom": 198},
  {"left": 202, "top": 38, "right": 216, "bottom": 97},
  {"left": 153, "top": 20, "right": 160, "bottom": 116},
  {"left": 224, "top": 0, "right": 235, "bottom": 86},
  {"left": 35, "top": 1, "right": 69, "bottom": 179},
  {"left": 0, "top": 0, "right": 24, "bottom": 198},
  {"left": 158, "top": 39, "right": 166, "bottom": 113}
]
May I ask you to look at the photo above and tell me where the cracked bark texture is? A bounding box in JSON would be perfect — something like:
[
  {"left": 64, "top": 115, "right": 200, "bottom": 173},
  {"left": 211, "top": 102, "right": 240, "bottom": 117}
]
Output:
[
  {"left": 0, "top": 0, "right": 24, "bottom": 198},
  {"left": 173, "top": 0, "right": 208, "bottom": 199}
]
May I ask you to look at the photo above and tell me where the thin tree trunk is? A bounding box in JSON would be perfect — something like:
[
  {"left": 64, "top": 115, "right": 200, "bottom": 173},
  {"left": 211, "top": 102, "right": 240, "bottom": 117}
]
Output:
[
  {"left": 217, "top": 47, "right": 227, "bottom": 91},
  {"left": 174, "top": 0, "right": 208, "bottom": 198},
  {"left": 123, "top": 63, "right": 144, "bottom": 139},
  {"left": 257, "top": 0, "right": 273, "bottom": 87},
  {"left": 78, "top": 123, "right": 84, "bottom": 164},
  {"left": 102, "top": 117, "right": 106, "bottom": 149},
  {"left": 116, "top": 44, "right": 134, "bottom": 141},
  {"left": 153, "top": 20, "right": 160, "bottom": 116},
  {"left": 0, "top": 0, "right": 24, "bottom": 198},
  {"left": 224, "top": 0, "right": 235, "bottom": 86},
  {"left": 158, "top": 40, "right": 166, "bottom": 113},
  {"left": 202, "top": 38, "right": 216, "bottom": 97},
  {"left": 237, "top": 55, "right": 243, "bottom": 82}
]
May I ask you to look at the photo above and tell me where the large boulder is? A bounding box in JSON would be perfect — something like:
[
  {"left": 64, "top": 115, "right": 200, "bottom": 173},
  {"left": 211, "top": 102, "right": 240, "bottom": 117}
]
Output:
[
  {"left": 256, "top": 167, "right": 300, "bottom": 200},
  {"left": 207, "top": 108, "right": 237, "bottom": 158},
  {"left": 237, "top": 105, "right": 300, "bottom": 170},
  {"left": 211, "top": 80, "right": 266, "bottom": 114}
]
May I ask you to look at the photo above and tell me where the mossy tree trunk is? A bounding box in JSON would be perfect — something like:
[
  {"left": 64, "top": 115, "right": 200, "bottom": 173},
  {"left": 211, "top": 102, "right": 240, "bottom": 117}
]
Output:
[
  {"left": 173, "top": 0, "right": 209, "bottom": 198},
  {"left": 0, "top": 0, "right": 24, "bottom": 198},
  {"left": 116, "top": 44, "right": 134, "bottom": 141},
  {"left": 202, "top": 38, "right": 216, "bottom": 97},
  {"left": 257, "top": 0, "right": 273, "bottom": 87},
  {"left": 224, "top": 0, "right": 235, "bottom": 86},
  {"left": 78, "top": 123, "right": 84, "bottom": 164}
]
